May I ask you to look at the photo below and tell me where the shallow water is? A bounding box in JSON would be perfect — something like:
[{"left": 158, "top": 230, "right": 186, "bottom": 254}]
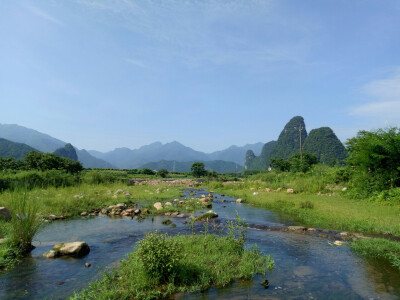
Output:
[{"left": 0, "top": 189, "right": 399, "bottom": 299}]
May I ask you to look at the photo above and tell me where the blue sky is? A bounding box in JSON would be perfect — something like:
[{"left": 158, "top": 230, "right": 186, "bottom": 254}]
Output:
[{"left": 1, "top": 0, "right": 400, "bottom": 152}]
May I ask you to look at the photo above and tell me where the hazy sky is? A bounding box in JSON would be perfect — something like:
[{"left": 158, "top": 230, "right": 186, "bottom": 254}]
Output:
[{"left": 1, "top": 0, "right": 400, "bottom": 152}]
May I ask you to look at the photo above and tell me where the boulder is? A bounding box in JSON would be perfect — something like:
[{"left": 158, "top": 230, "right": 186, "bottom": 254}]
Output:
[
  {"left": 265, "top": 188, "right": 271, "bottom": 192},
  {"left": 287, "top": 188, "right": 294, "bottom": 194},
  {"left": 134, "top": 209, "right": 141, "bottom": 215},
  {"left": 153, "top": 202, "right": 163, "bottom": 211},
  {"left": 236, "top": 198, "right": 243, "bottom": 203},
  {"left": 339, "top": 232, "right": 348, "bottom": 237},
  {"left": 108, "top": 203, "right": 126, "bottom": 209},
  {"left": 288, "top": 226, "right": 306, "bottom": 232},
  {"left": 333, "top": 240, "right": 344, "bottom": 246},
  {"left": 165, "top": 202, "right": 173, "bottom": 206},
  {"left": 101, "top": 209, "right": 108, "bottom": 214},
  {"left": 81, "top": 212, "right": 88, "bottom": 216},
  {"left": 0, "top": 207, "right": 11, "bottom": 221},
  {"left": 43, "top": 250, "right": 58, "bottom": 259},
  {"left": 54, "top": 241, "right": 90, "bottom": 257}
]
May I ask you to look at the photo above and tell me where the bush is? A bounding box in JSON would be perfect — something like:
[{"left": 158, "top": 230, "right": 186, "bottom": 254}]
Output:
[{"left": 137, "top": 231, "right": 182, "bottom": 283}]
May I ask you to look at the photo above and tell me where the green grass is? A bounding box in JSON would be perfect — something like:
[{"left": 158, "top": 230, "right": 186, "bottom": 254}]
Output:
[
  {"left": 0, "top": 183, "right": 181, "bottom": 218},
  {"left": 70, "top": 233, "right": 274, "bottom": 300},
  {"left": 351, "top": 238, "right": 400, "bottom": 271},
  {"left": 207, "top": 183, "right": 400, "bottom": 237}
]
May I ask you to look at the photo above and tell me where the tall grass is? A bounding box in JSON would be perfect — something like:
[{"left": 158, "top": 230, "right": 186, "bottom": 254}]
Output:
[{"left": 8, "top": 191, "right": 42, "bottom": 254}]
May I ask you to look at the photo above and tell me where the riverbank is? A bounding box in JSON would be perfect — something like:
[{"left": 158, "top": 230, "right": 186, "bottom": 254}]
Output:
[{"left": 205, "top": 181, "right": 400, "bottom": 271}]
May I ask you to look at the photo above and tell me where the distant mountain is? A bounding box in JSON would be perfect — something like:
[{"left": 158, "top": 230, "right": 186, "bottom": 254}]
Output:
[
  {"left": 244, "top": 141, "right": 277, "bottom": 170},
  {"left": 303, "top": 127, "right": 346, "bottom": 164},
  {"left": 207, "top": 143, "right": 264, "bottom": 165},
  {"left": 0, "top": 138, "right": 37, "bottom": 160},
  {"left": 89, "top": 142, "right": 264, "bottom": 169},
  {"left": 76, "top": 149, "right": 116, "bottom": 169},
  {"left": 140, "top": 160, "right": 242, "bottom": 173},
  {"left": 54, "top": 143, "right": 78, "bottom": 161},
  {"left": 0, "top": 123, "right": 113, "bottom": 168},
  {"left": 89, "top": 141, "right": 209, "bottom": 169}
]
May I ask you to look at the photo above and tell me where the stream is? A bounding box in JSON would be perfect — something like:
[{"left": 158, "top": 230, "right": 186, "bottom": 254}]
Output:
[{"left": 0, "top": 189, "right": 399, "bottom": 299}]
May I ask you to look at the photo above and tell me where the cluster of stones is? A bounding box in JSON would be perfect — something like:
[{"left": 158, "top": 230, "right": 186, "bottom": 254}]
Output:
[
  {"left": 130, "top": 179, "right": 200, "bottom": 187},
  {"left": 81, "top": 203, "right": 144, "bottom": 218},
  {"left": 43, "top": 241, "right": 90, "bottom": 259}
]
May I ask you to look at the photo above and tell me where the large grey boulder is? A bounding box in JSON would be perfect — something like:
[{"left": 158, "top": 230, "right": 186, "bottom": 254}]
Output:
[
  {"left": 0, "top": 207, "right": 11, "bottom": 221},
  {"left": 43, "top": 241, "right": 91, "bottom": 259}
]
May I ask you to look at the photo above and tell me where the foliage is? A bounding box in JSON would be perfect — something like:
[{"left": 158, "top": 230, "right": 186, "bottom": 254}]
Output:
[
  {"left": 53, "top": 143, "right": 78, "bottom": 161},
  {"left": 137, "top": 231, "right": 183, "bottom": 283},
  {"left": 346, "top": 127, "right": 400, "bottom": 193},
  {"left": 303, "top": 127, "right": 347, "bottom": 165},
  {"left": 140, "top": 168, "right": 156, "bottom": 175},
  {"left": 270, "top": 158, "right": 291, "bottom": 172},
  {"left": 288, "top": 152, "right": 318, "bottom": 173},
  {"left": 24, "top": 151, "right": 83, "bottom": 174},
  {"left": 71, "top": 222, "right": 274, "bottom": 300},
  {"left": 157, "top": 169, "right": 169, "bottom": 178},
  {"left": 191, "top": 162, "right": 206, "bottom": 177}
]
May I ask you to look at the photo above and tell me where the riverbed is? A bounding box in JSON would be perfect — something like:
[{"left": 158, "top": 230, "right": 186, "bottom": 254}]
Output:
[{"left": 0, "top": 189, "right": 399, "bottom": 299}]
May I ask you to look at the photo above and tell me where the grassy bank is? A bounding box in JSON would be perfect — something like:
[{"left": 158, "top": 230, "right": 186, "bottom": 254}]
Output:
[
  {"left": 205, "top": 181, "right": 400, "bottom": 271},
  {"left": 0, "top": 182, "right": 183, "bottom": 270},
  {"left": 71, "top": 231, "right": 274, "bottom": 300}
]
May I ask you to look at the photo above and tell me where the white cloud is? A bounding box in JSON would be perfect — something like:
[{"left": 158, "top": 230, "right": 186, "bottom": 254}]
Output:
[
  {"left": 352, "top": 69, "right": 400, "bottom": 119},
  {"left": 25, "top": 4, "right": 64, "bottom": 26}
]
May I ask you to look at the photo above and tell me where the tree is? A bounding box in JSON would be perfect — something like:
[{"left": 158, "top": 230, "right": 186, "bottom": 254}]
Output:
[
  {"left": 158, "top": 169, "right": 169, "bottom": 178},
  {"left": 346, "top": 128, "right": 400, "bottom": 190},
  {"left": 191, "top": 162, "right": 206, "bottom": 177},
  {"left": 270, "top": 158, "right": 290, "bottom": 172},
  {"left": 288, "top": 152, "right": 318, "bottom": 173}
]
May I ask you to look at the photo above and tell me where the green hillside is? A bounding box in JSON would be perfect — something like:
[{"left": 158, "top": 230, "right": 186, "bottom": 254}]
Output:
[
  {"left": 0, "top": 138, "right": 37, "bottom": 160},
  {"left": 54, "top": 143, "right": 78, "bottom": 161},
  {"left": 303, "top": 127, "right": 347, "bottom": 164},
  {"left": 140, "top": 160, "right": 242, "bottom": 173},
  {"left": 245, "top": 141, "right": 276, "bottom": 170}
]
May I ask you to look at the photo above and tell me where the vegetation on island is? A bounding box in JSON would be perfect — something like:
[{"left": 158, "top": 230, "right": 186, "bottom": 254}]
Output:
[{"left": 71, "top": 217, "right": 274, "bottom": 300}]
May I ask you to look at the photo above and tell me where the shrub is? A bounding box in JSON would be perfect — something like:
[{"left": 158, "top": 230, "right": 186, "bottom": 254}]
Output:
[{"left": 137, "top": 231, "right": 182, "bottom": 283}]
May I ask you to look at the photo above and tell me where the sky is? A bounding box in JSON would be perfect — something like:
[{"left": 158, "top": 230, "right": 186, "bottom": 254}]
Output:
[{"left": 1, "top": 0, "right": 400, "bottom": 153}]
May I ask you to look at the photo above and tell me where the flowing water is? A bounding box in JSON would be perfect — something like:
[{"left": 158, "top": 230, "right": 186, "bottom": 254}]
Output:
[{"left": 0, "top": 190, "right": 399, "bottom": 299}]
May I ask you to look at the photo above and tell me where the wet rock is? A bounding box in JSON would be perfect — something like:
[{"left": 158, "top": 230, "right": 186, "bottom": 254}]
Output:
[
  {"left": 171, "top": 212, "right": 179, "bottom": 217},
  {"left": 81, "top": 212, "right": 88, "bottom": 216},
  {"left": 339, "top": 232, "right": 348, "bottom": 237},
  {"left": 165, "top": 212, "right": 171, "bottom": 216},
  {"left": 288, "top": 226, "right": 306, "bottom": 232},
  {"left": 307, "top": 228, "right": 317, "bottom": 232},
  {"left": 219, "top": 199, "right": 227, "bottom": 203},
  {"left": 85, "top": 262, "right": 92, "bottom": 268},
  {"left": 161, "top": 219, "right": 173, "bottom": 226},
  {"left": 0, "top": 207, "right": 11, "bottom": 221},
  {"left": 53, "top": 241, "right": 90, "bottom": 257},
  {"left": 134, "top": 209, "right": 141, "bottom": 215},
  {"left": 43, "top": 250, "right": 58, "bottom": 259},
  {"left": 261, "top": 279, "right": 269, "bottom": 289},
  {"left": 153, "top": 202, "right": 163, "bottom": 211},
  {"left": 333, "top": 240, "right": 344, "bottom": 246},
  {"left": 236, "top": 198, "right": 243, "bottom": 203},
  {"left": 101, "top": 209, "right": 108, "bottom": 214},
  {"left": 287, "top": 188, "right": 294, "bottom": 194},
  {"left": 196, "top": 210, "right": 218, "bottom": 221},
  {"left": 49, "top": 214, "right": 58, "bottom": 220}
]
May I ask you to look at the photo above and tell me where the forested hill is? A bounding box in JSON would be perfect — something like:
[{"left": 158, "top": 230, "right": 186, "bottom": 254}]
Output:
[
  {"left": 303, "top": 127, "right": 347, "bottom": 164},
  {"left": 245, "top": 116, "right": 346, "bottom": 170},
  {"left": 0, "top": 138, "right": 37, "bottom": 160}
]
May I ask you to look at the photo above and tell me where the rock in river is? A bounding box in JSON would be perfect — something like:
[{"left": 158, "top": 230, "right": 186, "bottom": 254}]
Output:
[
  {"left": 44, "top": 241, "right": 90, "bottom": 258},
  {"left": 0, "top": 207, "right": 11, "bottom": 221}
]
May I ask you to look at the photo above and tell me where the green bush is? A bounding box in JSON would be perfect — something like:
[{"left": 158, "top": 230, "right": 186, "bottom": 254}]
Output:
[
  {"left": 137, "top": 231, "right": 182, "bottom": 283},
  {"left": 299, "top": 200, "right": 314, "bottom": 209}
]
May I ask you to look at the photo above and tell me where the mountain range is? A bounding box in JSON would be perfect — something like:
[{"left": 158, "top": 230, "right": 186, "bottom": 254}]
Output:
[{"left": 0, "top": 123, "right": 262, "bottom": 170}]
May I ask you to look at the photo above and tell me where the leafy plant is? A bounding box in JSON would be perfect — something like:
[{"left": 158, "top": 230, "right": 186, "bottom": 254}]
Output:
[{"left": 137, "top": 231, "right": 182, "bottom": 283}]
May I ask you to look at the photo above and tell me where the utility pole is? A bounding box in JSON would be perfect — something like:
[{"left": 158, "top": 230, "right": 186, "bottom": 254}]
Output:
[{"left": 299, "top": 125, "right": 303, "bottom": 159}]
